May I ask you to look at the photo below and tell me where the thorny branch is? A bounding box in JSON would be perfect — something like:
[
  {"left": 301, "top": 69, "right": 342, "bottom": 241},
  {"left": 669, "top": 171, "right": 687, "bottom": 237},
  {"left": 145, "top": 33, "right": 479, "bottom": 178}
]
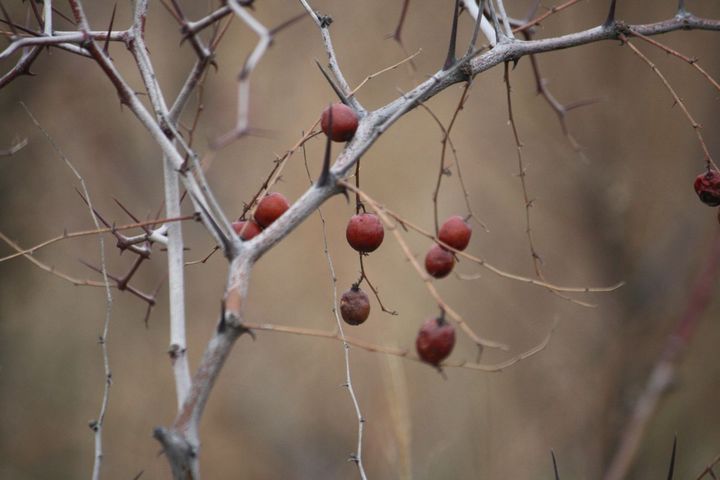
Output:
[
  {"left": 504, "top": 62, "right": 597, "bottom": 308},
  {"left": 2, "top": 1, "right": 719, "bottom": 477},
  {"left": 318, "top": 186, "right": 369, "bottom": 480},
  {"left": 20, "top": 103, "right": 116, "bottom": 480},
  {"left": 620, "top": 33, "right": 718, "bottom": 172}
]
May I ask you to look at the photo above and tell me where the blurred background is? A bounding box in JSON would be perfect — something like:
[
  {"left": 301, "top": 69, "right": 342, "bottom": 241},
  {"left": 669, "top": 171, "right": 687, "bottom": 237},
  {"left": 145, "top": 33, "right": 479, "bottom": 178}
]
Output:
[{"left": 1, "top": 0, "right": 719, "bottom": 478}]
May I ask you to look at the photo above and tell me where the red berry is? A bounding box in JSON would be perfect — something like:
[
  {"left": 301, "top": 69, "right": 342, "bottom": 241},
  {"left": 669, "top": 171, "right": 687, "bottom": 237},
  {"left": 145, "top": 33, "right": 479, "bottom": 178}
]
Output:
[
  {"left": 321, "top": 103, "right": 359, "bottom": 142},
  {"left": 694, "top": 169, "right": 720, "bottom": 206},
  {"left": 416, "top": 316, "right": 455, "bottom": 366},
  {"left": 425, "top": 244, "right": 455, "bottom": 278},
  {"left": 255, "top": 192, "right": 290, "bottom": 228},
  {"left": 231, "top": 220, "right": 262, "bottom": 241},
  {"left": 438, "top": 215, "right": 472, "bottom": 251},
  {"left": 346, "top": 213, "right": 384, "bottom": 253},
  {"left": 340, "top": 286, "right": 370, "bottom": 326}
]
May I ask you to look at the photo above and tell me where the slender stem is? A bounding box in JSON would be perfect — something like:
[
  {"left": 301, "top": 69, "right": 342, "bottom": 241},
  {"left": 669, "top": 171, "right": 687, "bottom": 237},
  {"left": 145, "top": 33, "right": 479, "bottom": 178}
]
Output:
[
  {"left": 603, "top": 231, "right": 720, "bottom": 480},
  {"left": 319, "top": 195, "right": 368, "bottom": 480}
]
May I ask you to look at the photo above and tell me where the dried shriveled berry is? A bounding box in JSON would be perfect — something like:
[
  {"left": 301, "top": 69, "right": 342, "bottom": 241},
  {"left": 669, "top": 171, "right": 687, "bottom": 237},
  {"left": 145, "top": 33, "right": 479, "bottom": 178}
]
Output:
[
  {"left": 425, "top": 244, "right": 455, "bottom": 278},
  {"left": 340, "top": 286, "right": 370, "bottom": 326},
  {"left": 694, "top": 169, "right": 720, "bottom": 207},
  {"left": 416, "top": 316, "right": 455, "bottom": 366},
  {"left": 321, "top": 103, "right": 359, "bottom": 142},
  {"left": 232, "top": 220, "right": 262, "bottom": 241},
  {"left": 438, "top": 215, "right": 472, "bottom": 251},
  {"left": 255, "top": 192, "right": 290, "bottom": 228},
  {"left": 346, "top": 213, "right": 384, "bottom": 253}
]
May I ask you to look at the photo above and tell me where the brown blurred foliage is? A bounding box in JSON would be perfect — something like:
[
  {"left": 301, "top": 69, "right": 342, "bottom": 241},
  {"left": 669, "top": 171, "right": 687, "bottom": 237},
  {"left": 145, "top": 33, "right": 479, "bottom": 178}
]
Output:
[{"left": 1, "top": 1, "right": 719, "bottom": 478}]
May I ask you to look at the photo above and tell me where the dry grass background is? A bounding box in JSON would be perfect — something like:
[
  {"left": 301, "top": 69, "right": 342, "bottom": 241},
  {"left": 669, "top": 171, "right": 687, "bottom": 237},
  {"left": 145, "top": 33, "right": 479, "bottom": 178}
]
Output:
[{"left": 1, "top": 0, "right": 719, "bottom": 478}]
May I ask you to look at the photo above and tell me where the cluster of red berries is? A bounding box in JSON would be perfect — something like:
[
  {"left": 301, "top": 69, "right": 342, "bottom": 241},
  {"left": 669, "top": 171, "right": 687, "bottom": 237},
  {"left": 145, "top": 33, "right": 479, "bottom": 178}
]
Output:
[
  {"left": 341, "top": 211, "right": 458, "bottom": 367},
  {"left": 231, "top": 192, "right": 290, "bottom": 241},
  {"left": 425, "top": 215, "right": 472, "bottom": 279},
  {"left": 322, "top": 104, "right": 458, "bottom": 367},
  {"left": 415, "top": 217, "right": 471, "bottom": 366}
]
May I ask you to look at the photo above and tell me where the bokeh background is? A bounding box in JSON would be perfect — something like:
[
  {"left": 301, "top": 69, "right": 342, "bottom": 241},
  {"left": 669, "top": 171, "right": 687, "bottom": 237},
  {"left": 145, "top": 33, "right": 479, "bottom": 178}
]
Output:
[{"left": 1, "top": 1, "right": 719, "bottom": 478}]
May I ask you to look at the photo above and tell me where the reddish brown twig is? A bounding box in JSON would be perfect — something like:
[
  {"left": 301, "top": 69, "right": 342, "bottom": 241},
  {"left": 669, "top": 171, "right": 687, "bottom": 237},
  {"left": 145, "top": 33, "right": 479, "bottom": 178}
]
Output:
[
  {"left": 628, "top": 29, "right": 720, "bottom": 94},
  {"left": 603, "top": 230, "right": 720, "bottom": 480},
  {"left": 621, "top": 34, "right": 718, "bottom": 172},
  {"left": 512, "top": 0, "right": 585, "bottom": 34},
  {"left": 504, "top": 62, "right": 596, "bottom": 308}
]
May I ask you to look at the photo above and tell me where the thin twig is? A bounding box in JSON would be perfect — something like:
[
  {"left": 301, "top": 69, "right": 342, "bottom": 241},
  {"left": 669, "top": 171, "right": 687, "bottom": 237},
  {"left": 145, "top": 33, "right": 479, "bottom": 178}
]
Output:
[
  {"left": 0, "top": 215, "right": 191, "bottom": 264},
  {"left": 432, "top": 82, "right": 472, "bottom": 235},
  {"left": 603, "top": 231, "right": 720, "bottom": 480},
  {"left": 0, "top": 137, "right": 27, "bottom": 156},
  {"left": 314, "top": 169, "right": 369, "bottom": 480},
  {"left": 20, "top": 103, "right": 114, "bottom": 480},
  {"left": 628, "top": 29, "right": 720, "bottom": 94},
  {"left": 621, "top": 34, "right": 718, "bottom": 171},
  {"left": 504, "top": 63, "right": 595, "bottom": 308},
  {"left": 349, "top": 49, "right": 421, "bottom": 97},
  {"left": 696, "top": 454, "right": 720, "bottom": 480},
  {"left": 513, "top": 0, "right": 584, "bottom": 34},
  {"left": 415, "top": 99, "right": 488, "bottom": 232},
  {"left": 243, "top": 318, "right": 556, "bottom": 372}
]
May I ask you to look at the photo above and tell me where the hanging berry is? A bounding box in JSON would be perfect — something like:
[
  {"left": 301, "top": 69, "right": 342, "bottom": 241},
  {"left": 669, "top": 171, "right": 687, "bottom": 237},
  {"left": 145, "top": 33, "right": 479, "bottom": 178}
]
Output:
[
  {"left": 694, "top": 169, "right": 720, "bottom": 206},
  {"left": 321, "top": 103, "right": 359, "bottom": 142},
  {"left": 438, "top": 215, "right": 472, "bottom": 251},
  {"left": 416, "top": 314, "right": 456, "bottom": 366},
  {"left": 425, "top": 244, "right": 455, "bottom": 278},
  {"left": 346, "top": 213, "right": 384, "bottom": 253},
  {"left": 340, "top": 285, "right": 371, "bottom": 326}
]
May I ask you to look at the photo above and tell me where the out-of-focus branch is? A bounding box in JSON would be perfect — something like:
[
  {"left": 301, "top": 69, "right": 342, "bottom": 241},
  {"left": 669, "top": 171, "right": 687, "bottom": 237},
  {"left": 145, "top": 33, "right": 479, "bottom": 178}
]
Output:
[
  {"left": 696, "top": 453, "right": 720, "bottom": 480},
  {"left": 0, "top": 137, "right": 27, "bottom": 156},
  {"left": 603, "top": 231, "right": 720, "bottom": 480}
]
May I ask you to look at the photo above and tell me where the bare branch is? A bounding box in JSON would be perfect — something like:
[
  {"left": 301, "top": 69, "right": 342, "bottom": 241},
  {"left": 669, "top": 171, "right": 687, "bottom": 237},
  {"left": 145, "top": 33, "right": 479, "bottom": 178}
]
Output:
[
  {"left": 0, "top": 137, "right": 27, "bottom": 156},
  {"left": 621, "top": 34, "right": 717, "bottom": 171},
  {"left": 243, "top": 318, "right": 556, "bottom": 372},
  {"left": 603, "top": 231, "right": 720, "bottom": 480},
  {"left": 20, "top": 102, "right": 114, "bottom": 480}
]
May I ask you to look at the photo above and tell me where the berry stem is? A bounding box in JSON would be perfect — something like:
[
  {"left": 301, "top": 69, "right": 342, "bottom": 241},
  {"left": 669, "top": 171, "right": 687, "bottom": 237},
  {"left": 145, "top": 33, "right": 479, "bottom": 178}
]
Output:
[{"left": 356, "top": 252, "right": 398, "bottom": 315}]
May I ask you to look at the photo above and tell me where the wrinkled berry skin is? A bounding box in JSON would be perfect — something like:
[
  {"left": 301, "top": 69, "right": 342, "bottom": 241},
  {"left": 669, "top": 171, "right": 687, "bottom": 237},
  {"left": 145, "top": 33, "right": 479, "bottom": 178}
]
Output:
[
  {"left": 321, "top": 103, "right": 359, "bottom": 142},
  {"left": 232, "top": 220, "right": 262, "bottom": 241},
  {"left": 346, "top": 213, "right": 384, "bottom": 253},
  {"left": 416, "top": 316, "right": 456, "bottom": 366},
  {"left": 340, "top": 287, "right": 370, "bottom": 326},
  {"left": 439, "top": 215, "right": 472, "bottom": 251},
  {"left": 694, "top": 170, "right": 720, "bottom": 206},
  {"left": 255, "top": 192, "right": 290, "bottom": 228},
  {"left": 425, "top": 244, "right": 455, "bottom": 278}
]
